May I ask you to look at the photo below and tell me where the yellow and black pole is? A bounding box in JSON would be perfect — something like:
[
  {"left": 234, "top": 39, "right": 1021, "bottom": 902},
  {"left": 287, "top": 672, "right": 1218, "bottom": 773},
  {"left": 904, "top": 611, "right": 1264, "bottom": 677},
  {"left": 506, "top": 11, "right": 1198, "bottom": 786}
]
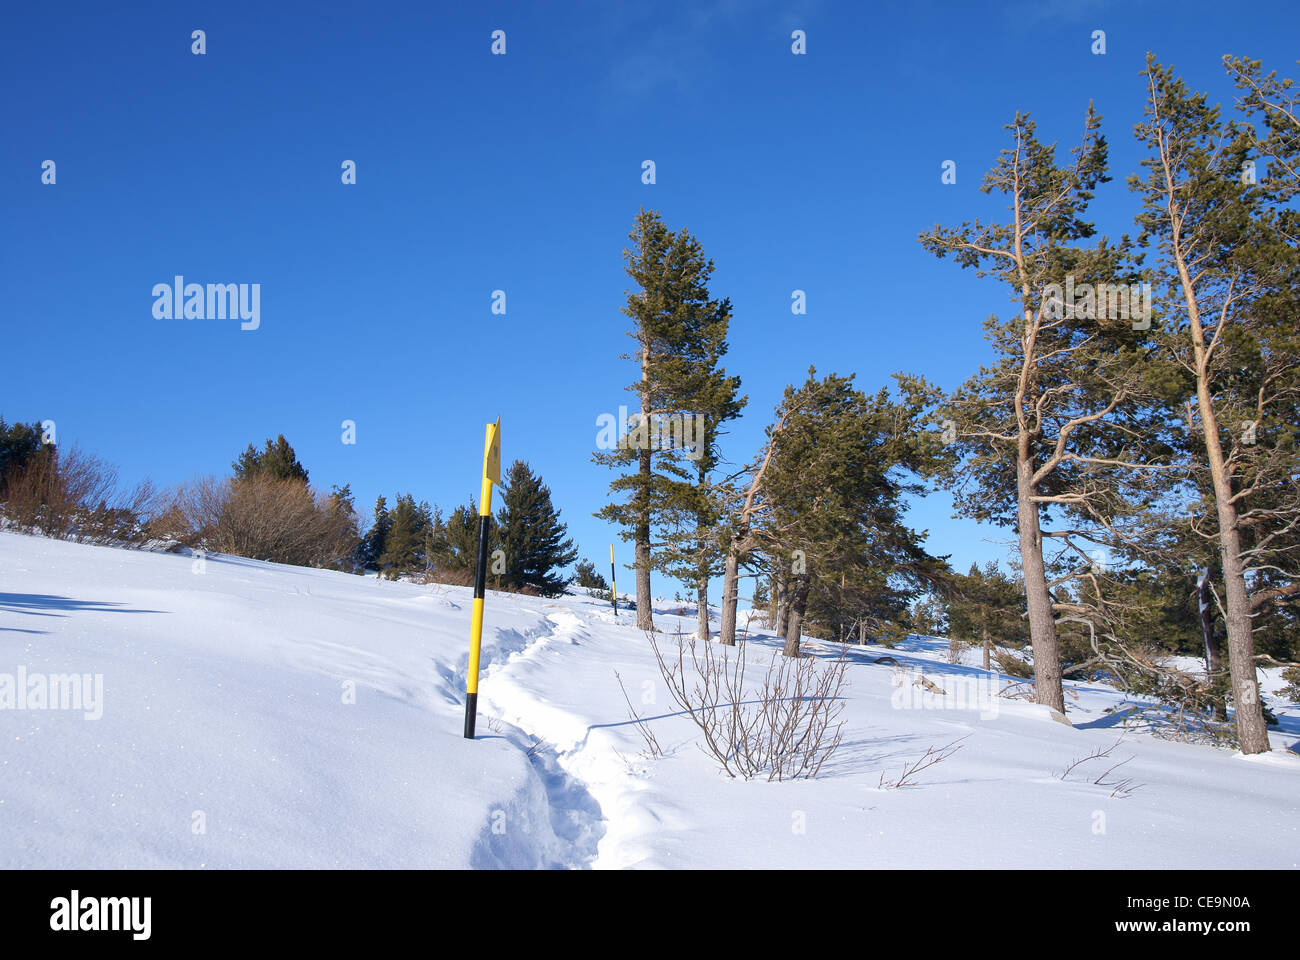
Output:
[
  {"left": 464, "top": 417, "right": 501, "bottom": 740},
  {"left": 609, "top": 543, "right": 618, "bottom": 617}
]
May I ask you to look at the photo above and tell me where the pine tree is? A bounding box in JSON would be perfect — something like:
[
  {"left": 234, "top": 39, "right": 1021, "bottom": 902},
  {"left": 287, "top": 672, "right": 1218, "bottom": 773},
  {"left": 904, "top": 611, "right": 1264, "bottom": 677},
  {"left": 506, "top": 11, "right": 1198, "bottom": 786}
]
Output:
[
  {"left": 441, "top": 498, "right": 485, "bottom": 572},
  {"left": 363, "top": 496, "right": 391, "bottom": 572},
  {"left": 918, "top": 105, "right": 1164, "bottom": 715},
  {"left": 494, "top": 460, "right": 578, "bottom": 596},
  {"left": 1128, "top": 56, "right": 1300, "bottom": 752},
  {"left": 717, "top": 369, "right": 944, "bottom": 653},
  {"left": 377, "top": 493, "right": 431, "bottom": 578},
  {"left": 762, "top": 371, "right": 945, "bottom": 654},
  {"left": 233, "top": 434, "right": 309, "bottom": 485},
  {"left": 595, "top": 209, "right": 737, "bottom": 631},
  {"left": 575, "top": 559, "right": 609, "bottom": 591},
  {"left": 655, "top": 285, "right": 746, "bottom": 640},
  {"left": 326, "top": 484, "right": 362, "bottom": 572},
  {"left": 947, "top": 562, "right": 1026, "bottom": 670}
]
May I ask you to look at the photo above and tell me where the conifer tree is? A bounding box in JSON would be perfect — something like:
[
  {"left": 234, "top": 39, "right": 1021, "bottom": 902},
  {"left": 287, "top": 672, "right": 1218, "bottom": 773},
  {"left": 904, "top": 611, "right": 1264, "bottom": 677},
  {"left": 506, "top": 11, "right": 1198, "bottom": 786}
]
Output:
[
  {"left": 442, "top": 498, "right": 485, "bottom": 572},
  {"left": 717, "top": 370, "right": 943, "bottom": 652},
  {"left": 575, "top": 559, "right": 609, "bottom": 591},
  {"left": 947, "top": 562, "right": 1026, "bottom": 670},
  {"left": 655, "top": 287, "right": 746, "bottom": 640},
  {"left": 495, "top": 460, "right": 577, "bottom": 596},
  {"left": 233, "top": 435, "right": 309, "bottom": 485},
  {"left": 761, "top": 371, "right": 944, "bottom": 655},
  {"left": 918, "top": 106, "right": 1163, "bottom": 715},
  {"left": 377, "top": 493, "right": 431, "bottom": 578},
  {"left": 1128, "top": 56, "right": 1300, "bottom": 752},
  {"left": 595, "top": 209, "right": 736, "bottom": 631},
  {"left": 363, "top": 495, "right": 391, "bottom": 572}
]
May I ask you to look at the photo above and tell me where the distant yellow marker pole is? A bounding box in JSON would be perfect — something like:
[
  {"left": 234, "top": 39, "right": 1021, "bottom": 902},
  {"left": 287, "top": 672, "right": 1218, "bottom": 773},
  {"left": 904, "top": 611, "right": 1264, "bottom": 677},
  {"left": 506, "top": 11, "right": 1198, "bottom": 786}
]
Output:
[
  {"left": 609, "top": 543, "right": 618, "bottom": 617},
  {"left": 464, "top": 417, "right": 501, "bottom": 740}
]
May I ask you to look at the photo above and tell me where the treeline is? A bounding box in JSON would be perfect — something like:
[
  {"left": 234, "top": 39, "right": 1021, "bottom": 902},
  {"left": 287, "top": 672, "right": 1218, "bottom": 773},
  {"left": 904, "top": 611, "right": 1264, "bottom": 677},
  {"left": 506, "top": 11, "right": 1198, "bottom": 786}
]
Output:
[
  {"left": 0, "top": 425, "right": 578, "bottom": 597},
  {"left": 361, "top": 459, "right": 577, "bottom": 595},
  {"left": 599, "top": 53, "right": 1299, "bottom": 753}
]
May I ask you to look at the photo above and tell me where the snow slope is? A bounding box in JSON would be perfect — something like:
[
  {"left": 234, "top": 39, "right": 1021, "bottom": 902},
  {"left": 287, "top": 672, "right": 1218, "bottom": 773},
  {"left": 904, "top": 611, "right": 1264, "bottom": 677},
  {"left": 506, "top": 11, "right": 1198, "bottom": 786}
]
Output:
[{"left": 1, "top": 531, "right": 1297, "bottom": 869}]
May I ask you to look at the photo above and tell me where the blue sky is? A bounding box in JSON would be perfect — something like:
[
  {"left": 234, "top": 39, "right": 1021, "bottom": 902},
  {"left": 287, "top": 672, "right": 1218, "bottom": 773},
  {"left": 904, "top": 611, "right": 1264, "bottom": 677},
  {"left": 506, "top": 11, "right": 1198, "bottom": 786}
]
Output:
[{"left": 3, "top": 1, "right": 1297, "bottom": 598}]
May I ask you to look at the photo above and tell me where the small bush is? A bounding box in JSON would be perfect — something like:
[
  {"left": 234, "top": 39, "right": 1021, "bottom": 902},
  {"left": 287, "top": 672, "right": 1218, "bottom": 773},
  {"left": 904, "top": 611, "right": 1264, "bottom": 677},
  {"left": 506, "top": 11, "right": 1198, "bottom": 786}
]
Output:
[
  {"left": 155, "top": 475, "right": 359, "bottom": 568},
  {"left": 648, "top": 631, "right": 848, "bottom": 781},
  {"left": 1, "top": 445, "right": 161, "bottom": 543},
  {"left": 993, "top": 646, "right": 1035, "bottom": 679}
]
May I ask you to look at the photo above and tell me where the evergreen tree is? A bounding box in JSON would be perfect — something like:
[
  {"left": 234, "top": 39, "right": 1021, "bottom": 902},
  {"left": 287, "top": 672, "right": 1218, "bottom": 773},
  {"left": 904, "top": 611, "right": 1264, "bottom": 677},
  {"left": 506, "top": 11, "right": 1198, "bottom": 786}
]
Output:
[
  {"left": 363, "top": 495, "right": 391, "bottom": 571},
  {"left": 594, "top": 209, "right": 736, "bottom": 631},
  {"left": 575, "top": 559, "right": 609, "bottom": 591},
  {"left": 377, "top": 493, "right": 431, "bottom": 578},
  {"left": 718, "top": 369, "right": 944, "bottom": 654},
  {"left": 947, "top": 562, "right": 1026, "bottom": 670},
  {"left": 1128, "top": 56, "right": 1299, "bottom": 752},
  {"left": 495, "top": 460, "right": 578, "bottom": 596},
  {"left": 656, "top": 282, "right": 746, "bottom": 640},
  {"left": 442, "top": 498, "right": 485, "bottom": 572},
  {"left": 233, "top": 435, "right": 309, "bottom": 485},
  {"left": 918, "top": 105, "right": 1165, "bottom": 715},
  {"left": 0, "top": 417, "right": 45, "bottom": 499},
  {"left": 326, "top": 484, "right": 362, "bottom": 572}
]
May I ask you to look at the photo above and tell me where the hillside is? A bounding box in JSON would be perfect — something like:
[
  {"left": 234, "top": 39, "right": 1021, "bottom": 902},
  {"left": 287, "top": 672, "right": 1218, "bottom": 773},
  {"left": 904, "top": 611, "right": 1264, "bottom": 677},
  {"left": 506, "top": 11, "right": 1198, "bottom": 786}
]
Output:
[{"left": 1, "top": 531, "right": 1297, "bottom": 869}]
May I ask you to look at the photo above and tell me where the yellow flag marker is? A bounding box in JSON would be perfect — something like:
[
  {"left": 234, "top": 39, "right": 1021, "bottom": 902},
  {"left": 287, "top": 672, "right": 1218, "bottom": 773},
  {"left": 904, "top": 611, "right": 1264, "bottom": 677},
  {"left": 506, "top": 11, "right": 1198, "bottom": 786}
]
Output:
[{"left": 464, "top": 417, "right": 501, "bottom": 740}]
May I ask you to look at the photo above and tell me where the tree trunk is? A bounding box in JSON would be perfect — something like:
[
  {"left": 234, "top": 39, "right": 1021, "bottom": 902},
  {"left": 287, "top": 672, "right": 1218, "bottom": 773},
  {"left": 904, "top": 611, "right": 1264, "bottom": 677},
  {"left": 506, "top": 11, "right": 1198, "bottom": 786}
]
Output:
[
  {"left": 1198, "top": 395, "right": 1269, "bottom": 752},
  {"left": 1174, "top": 242, "right": 1269, "bottom": 753},
  {"left": 767, "top": 571, "right": 778, "bottom": 628},
  {"left": 718, "top": 552, "right": 738, "bottom": 645},
  {"left": 1198, "top": 568, "right": 1229, "bottom": 721},
  {"left": 694, "top": 458, "right": 710, "bottom": 641},
  {"left": 782, "top": 575, "right": 809, "bottom": 657},
  {"left": 982, "top": 621, "right": 991, "bottom": 671},
  {"left": 775, "top": 575, "right": 790, "bottom": 637},
  {"left": 635, "top": 444, "right": 653, "bottom": 631},
  {"left": 1016, "top": 456, "right": 1065, "bottom": 714},
  {"left": 697, "top": 576, "right": 709, "bottom": 642},
  {"left": 859, "top": 621, "right": 868, "bottom": 646}
]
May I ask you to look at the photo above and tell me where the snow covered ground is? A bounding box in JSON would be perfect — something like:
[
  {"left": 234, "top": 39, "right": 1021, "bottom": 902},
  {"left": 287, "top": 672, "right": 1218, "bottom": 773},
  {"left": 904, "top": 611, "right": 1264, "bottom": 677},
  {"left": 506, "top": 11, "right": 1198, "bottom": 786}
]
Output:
[{"left": 1, "top": 531, "right": 1297, "bottom": 869}]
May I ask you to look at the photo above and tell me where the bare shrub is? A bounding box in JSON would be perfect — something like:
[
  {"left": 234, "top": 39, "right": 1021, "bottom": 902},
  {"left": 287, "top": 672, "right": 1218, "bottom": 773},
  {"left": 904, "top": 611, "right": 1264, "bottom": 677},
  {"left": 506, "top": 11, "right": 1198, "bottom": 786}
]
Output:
[
  {"left": 615, "top": 670, "right": 662, "bottom": 758},
  {"left": 211, "top": 476, "right": 358, "bottom": 567},
  {"left": 877, "top": 736, "right": 967, "bottom": 789},
  {"left": 152, "top": 475, "right": 358, "bottom": 568},
  {"left": 420, "top": 567, "right": 475, "bottom": 588},
  {"left": 647, "top": 630, "right": 848, "bottom": 782},
  {"left": 1055, "top": 736, "right": 1145, "bottom": 798},
  {"left": 1, "top": 445, "right": 161, "bottom": 543},
  {"left": 998, "top": 679, "right": 1036, "bottom": 700},
  {"left": 1116, "top": 700, "right": 1237, "bottom": 747}
]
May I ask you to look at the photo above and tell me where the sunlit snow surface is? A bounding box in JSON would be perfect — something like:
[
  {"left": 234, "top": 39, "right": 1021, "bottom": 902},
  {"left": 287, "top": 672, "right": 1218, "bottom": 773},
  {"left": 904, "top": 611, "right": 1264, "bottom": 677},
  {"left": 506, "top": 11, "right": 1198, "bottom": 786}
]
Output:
[{"left": 1, "top": 531, "right": 1296, "bottom": 869}]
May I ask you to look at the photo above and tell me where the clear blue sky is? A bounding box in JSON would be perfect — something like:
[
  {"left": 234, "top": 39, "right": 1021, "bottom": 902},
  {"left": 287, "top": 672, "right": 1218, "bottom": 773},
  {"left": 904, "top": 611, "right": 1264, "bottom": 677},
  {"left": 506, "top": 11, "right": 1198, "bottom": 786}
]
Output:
[{"left": 3, "top": 1, "right": 1296, "bottom": 599}]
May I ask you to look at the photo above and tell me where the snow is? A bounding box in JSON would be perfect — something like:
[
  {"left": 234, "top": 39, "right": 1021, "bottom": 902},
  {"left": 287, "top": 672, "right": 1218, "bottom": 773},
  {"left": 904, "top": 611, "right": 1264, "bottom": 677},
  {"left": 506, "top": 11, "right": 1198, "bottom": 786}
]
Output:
[{"left": 1, "top": 531, "right": 1297, "bottom": 869}]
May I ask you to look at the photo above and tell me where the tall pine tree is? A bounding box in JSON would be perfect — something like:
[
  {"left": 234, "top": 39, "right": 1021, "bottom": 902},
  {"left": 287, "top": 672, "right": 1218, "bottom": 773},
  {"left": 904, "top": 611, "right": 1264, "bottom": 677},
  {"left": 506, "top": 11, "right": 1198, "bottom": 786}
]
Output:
[{"left": 595, "top": 209, "right": 736, "bottom": 631}]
